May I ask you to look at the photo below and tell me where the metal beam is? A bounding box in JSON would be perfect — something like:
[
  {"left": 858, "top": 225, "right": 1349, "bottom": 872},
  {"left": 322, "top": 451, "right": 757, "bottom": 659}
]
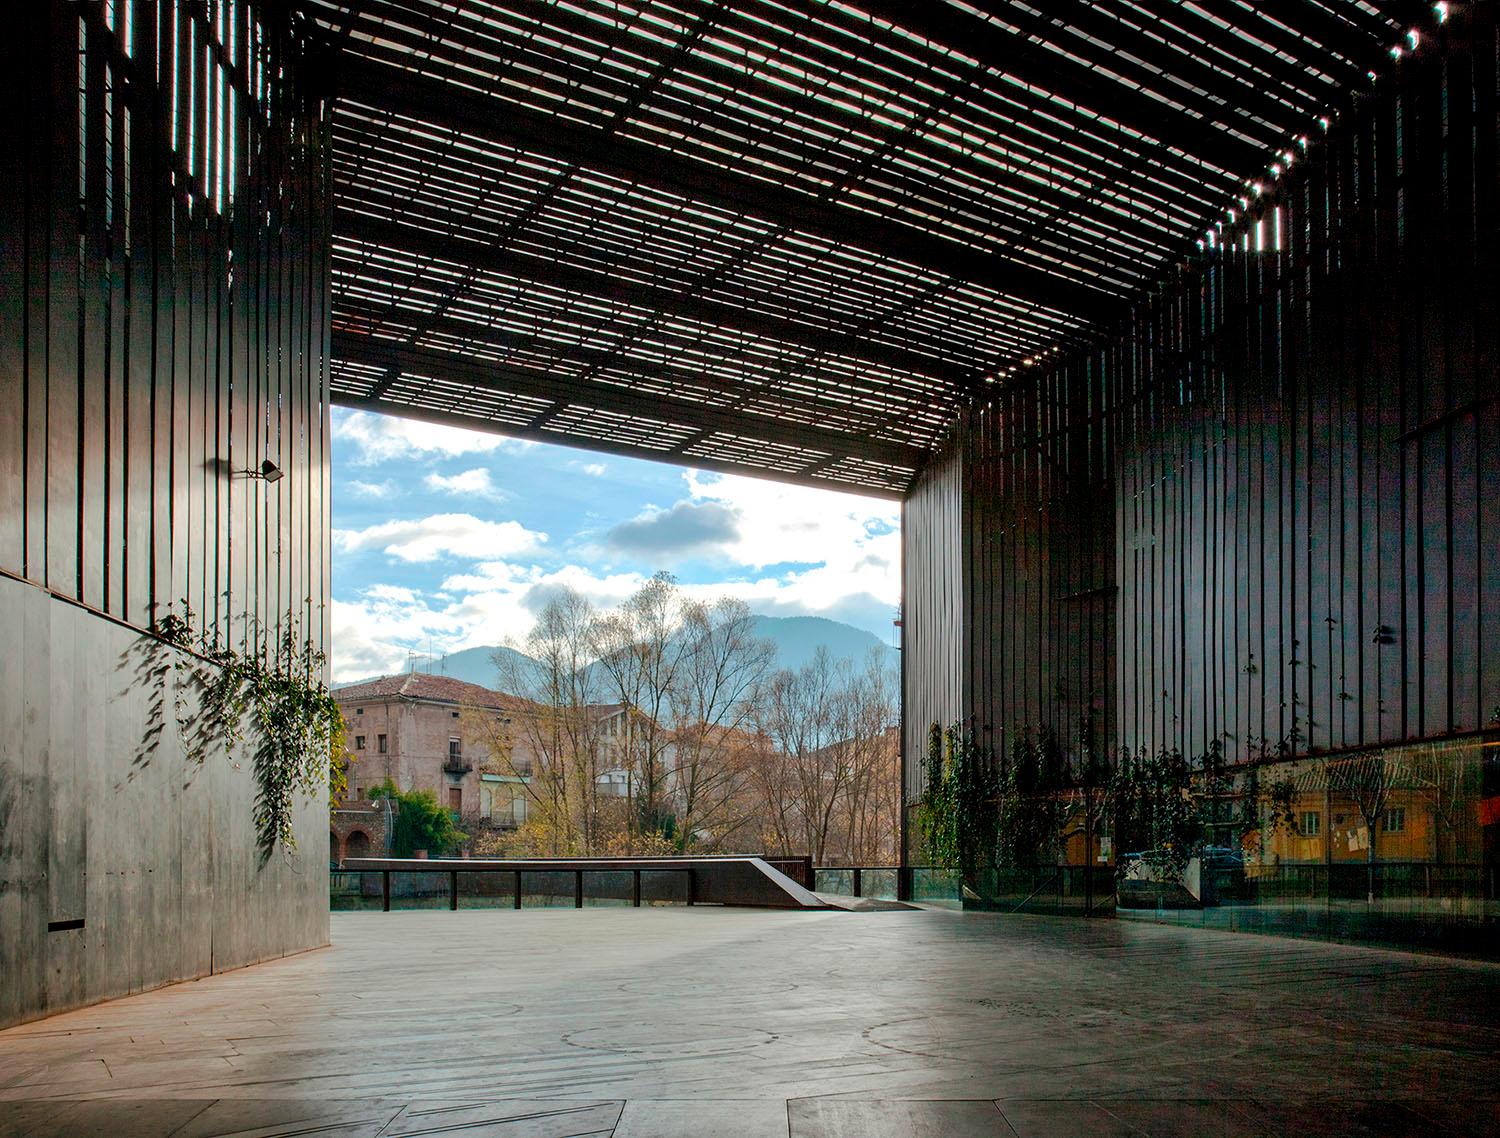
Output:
[
  {"left": 334, "top": 209, "right": 980, "bottom": 386},
  {"left": 328, "top": 395, "right": 909, "bottom": 500},
  {"left": 333, "top": 55, "right": 1124, "bottom": 326},
  {"left": 333, "top": 305, "right": 952, "bottom": 434},
  {"left": 331, "top": 331, "right": 930, "bottom": 471},
  {"left": 1012, "top": 1, "right": 1309, "bottom": 139},
  {"left": 854, "top": 0, "right": 1265, "bottom": 177}
]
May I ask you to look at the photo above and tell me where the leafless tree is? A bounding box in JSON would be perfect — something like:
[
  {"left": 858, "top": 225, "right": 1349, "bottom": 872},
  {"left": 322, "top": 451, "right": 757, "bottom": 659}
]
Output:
[
  {"left": 589, "top": 572, "right": 686, "bottom": 843},
  {"left": 752, "top": 648, "right": 858, "bottom": 864},
  {"left": 480, "top": 588, "right": 609, "bottom": 855},
  {"left": 1326, "top": 749, "right": 1392, "bottom": 904},
  {"left": 668, "top": 597, "right": 775, "bottom": 851},
  {"left": 829, "top": 649, "right": 900, "bottom": 865}
]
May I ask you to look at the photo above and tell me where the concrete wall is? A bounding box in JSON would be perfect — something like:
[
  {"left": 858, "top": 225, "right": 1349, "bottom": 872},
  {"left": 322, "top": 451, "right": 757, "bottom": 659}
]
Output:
[
  {"left": 0, "top": 576, "right": 329, "bottom": 1028},
  {"left": 0, "top": 3, "right": 332, "bottom": 1028}
]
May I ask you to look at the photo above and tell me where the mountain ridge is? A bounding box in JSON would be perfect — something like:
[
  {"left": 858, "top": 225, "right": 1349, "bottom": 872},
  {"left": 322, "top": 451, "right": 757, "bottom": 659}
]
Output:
[{"left": 333, "top": 614, "right": 898, "bottom": 691}]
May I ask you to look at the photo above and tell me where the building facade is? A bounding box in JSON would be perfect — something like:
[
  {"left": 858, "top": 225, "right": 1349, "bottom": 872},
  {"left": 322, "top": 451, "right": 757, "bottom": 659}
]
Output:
[{"left": 335, "top": 673, "right": 535, "bottom": 831}]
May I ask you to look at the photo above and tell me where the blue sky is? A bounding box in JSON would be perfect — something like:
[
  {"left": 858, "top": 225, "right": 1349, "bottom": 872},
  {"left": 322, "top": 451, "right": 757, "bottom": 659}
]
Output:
[{"left": 330, "top": 409, "right": 901, "bottom": 681}]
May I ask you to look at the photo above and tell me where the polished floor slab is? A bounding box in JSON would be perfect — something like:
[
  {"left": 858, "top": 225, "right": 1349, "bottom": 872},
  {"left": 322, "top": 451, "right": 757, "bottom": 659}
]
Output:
[{"left": 1, "top": 907, "right": 1497, "bottom": 1135}]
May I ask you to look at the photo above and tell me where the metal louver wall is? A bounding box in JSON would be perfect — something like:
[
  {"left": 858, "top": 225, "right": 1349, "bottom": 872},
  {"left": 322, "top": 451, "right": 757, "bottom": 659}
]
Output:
[
  {"left": 905, "top": 6, "right": 1500, "bottom": 770},
  {"left": 0, "top": 0, "right": 332, "bottom": 651},
  {"left": 0, "top": 0, "right": 332, "bottom": 1030}
]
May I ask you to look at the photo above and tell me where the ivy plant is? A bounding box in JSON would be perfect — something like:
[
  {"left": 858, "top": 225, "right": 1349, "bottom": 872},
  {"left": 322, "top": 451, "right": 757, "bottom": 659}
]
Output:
[
  {"left": 996, "top": 725, "right": 1070, "bottom": 867},
  {"left": 1109, "top": 743, "right": 1202, "bottom": 878},
  {"left": 915, "top": 722, "right": 999, "bottom": 886},
  {"left": 133, "top": 603, "right": 345, "bottom": 860}
]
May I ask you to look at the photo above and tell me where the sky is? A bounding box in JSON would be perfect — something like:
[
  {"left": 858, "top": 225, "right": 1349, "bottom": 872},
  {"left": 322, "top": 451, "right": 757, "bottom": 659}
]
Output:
[{"left": 330, "top": 408, "right": 901, "bottom": 682}]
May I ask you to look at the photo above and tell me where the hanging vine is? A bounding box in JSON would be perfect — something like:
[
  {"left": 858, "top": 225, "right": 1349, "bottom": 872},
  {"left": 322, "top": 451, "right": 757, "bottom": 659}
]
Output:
[
  {"left": 131, "top": 603, "right": 346, "bottom": 860},
  {"left": 995, "top": 725, "right": 1071, "bottom": 867},
  {"left": 1108, "top": 743, "right": 1201, "bottom": 877},
  {"left": 915, "top": 722, "right": 999, "bottom": 883}
]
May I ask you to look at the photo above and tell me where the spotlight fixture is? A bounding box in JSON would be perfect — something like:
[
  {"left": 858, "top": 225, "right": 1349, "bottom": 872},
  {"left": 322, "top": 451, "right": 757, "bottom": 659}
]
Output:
[{"left": 244, "top": 458, "right": 284, "bottom": 483}]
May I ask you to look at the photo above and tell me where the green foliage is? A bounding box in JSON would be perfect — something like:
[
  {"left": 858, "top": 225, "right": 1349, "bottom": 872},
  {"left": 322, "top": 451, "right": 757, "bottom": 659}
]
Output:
[
  {"left": 1238, "top": 766, "right": 1296, "bottom": 856},
  {"left": 368, "top": 779, "right": 467, "bottom": 857},
  {"left": 995, "top": 726, "right": 1069, "bottom": 867},
  {"left": 132, "top": 603, "right": 344, "bottom": 861},
  {"left": 1194, "top": 737, "right": 1236, "bottom": 846},
  {"left": 1109, "top": 743, "right": 1202, "bottom": 877},
  {"left": 916, "top": 723, "right": 999, "bottom": 879}
]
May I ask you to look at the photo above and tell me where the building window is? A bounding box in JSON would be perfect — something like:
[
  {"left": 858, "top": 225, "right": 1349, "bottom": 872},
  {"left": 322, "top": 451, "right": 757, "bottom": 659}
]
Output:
[
  {"left": 449, "top": 737, "right": 462, "bottom": 759},
  {"left": 355, "top": 708, "right": 363, "bottom": 715},
  {"left": 354, "top": 735, "right": 366, "bottom": 750},
  {"left": 452, "top": 710, "right": 460, "bottom": 718},
  {"left": 1384, "top": 807, "right": 1406, "bottom": 833},
  {"left": 377, "top": 734, "right": 387, "bottom": 754},
  {"left": 448, "top": 787, "right": 462, "bottom": 812},
  {"left": 1299, "top": 811, "right": 1320, "bottom": 837}
]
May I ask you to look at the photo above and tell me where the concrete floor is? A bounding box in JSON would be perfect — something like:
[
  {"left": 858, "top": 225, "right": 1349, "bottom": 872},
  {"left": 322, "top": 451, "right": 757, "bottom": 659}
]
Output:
[{"left": 1, "top": 908, "right": 1498, "bottom": 1136}]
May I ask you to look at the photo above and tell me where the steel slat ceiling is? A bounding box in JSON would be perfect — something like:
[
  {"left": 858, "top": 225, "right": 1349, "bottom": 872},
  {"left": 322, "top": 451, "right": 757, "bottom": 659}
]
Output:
[{"left": 314, "top": 0, "right": 1426, "bottom": 496}]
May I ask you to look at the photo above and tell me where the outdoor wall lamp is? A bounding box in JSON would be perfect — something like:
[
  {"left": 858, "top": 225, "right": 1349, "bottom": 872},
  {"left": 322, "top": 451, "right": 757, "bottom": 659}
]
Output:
[{"left": 244, "top": 459, "right": 284, "bottom": 483}]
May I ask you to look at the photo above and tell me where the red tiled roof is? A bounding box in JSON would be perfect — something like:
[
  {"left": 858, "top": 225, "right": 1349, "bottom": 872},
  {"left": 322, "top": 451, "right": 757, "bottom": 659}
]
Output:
[{"left": 333, "top": 672, "right": 531, "bottom": 712}]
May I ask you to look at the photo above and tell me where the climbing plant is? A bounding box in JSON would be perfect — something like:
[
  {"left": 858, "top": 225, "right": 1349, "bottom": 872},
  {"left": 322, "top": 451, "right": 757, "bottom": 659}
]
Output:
[
  {"left": 133, "top": 603, "right": 345, "bottom": 860},
  {"left": 995, "top": 725, "right": 1070, "bottom": 867},
  {"left": 915, "top": 722, "right": 999, "bottom": 883},
  {"left": 1109, "top": 743, "right": 1202, "bottom": 877},
  {"left": 1236, "top": 765, "right": 1296, "bottom": 857}
]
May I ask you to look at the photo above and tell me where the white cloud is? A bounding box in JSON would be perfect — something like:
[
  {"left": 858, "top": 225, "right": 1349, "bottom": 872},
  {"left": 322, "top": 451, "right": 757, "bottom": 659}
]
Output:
[
  {"left": 581, "top": 462, "right": 606, "bottom": 477},
  {"left": 365, "top": 583, "right": 420, "bottom": 604},
  {"left": 329, "top": 566, "right": 632, "bottom": 680},
  {"left": 330, "top": 593, "right": 468, "bottom": 680},
  {"left": 671, "top": 472, "right": 900, "bottom": 617},
  {"left": 333, "top": 409, "right": 534, "bottom": 465},
  {"left": 334, "top": 513, "right": 546, "bottom": 563},
  {"left": 424, "top": 467, "right": 509, "bottom": 500},
  {"left": 345, "top": 479, "right": 398, "bottom": 499},
  {"left": 329, "top": 464, "right": 902, "bottom": 681}
]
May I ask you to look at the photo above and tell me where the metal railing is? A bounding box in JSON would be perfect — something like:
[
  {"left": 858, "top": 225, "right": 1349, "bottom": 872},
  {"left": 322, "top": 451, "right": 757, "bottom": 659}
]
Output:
[
  {"left": 336, "top": 855, "right": 827, "bottom": 912},
  {"left": 340, "top": 861, "right": 699, "bottom": 912}
]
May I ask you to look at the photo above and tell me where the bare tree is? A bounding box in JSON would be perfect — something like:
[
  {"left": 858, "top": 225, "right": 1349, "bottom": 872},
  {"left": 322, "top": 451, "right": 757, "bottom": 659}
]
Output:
[
  {"left": 830, "top": 649, "right": 900, "bottom": 865},
  {"left": 668, "top": 597, "right": 775, "bottom": 851},
  {"left": 589, "top": 572, "right": 686, "bottom": 844},
  {"left": 1326, "top": 750, "right": 1392, "bottom": 904},
  {"left": 753, "top": 648, "right": 856, "bottom": 864},
  {"left": 480, "top": 588, "right": 610, "bottom": 855}
]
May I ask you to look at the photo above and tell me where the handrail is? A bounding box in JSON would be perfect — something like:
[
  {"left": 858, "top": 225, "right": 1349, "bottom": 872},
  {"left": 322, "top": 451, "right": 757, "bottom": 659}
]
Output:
[{"left": 341, "top": 855, "right": 827, "bottom": 911}]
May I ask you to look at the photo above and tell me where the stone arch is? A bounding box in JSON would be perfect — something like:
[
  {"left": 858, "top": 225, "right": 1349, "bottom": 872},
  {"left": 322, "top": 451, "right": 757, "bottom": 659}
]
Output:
[
  {"left": 345, "top": 830, "right": 372, "bottom": 862},
  {"left": 330, "top": 830, "right": 343, "bottom": 867}
]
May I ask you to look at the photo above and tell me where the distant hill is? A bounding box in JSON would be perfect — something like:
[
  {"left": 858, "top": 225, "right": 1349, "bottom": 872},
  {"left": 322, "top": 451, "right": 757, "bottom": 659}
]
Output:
[
  {"left": 334, "top": 643, "right": 532, "bottom": 691},
  {"left": 335, "top": 615, "right": 897, "bottom": 690},
  {"left": 747, "top": 615, "right": 898, "bottom": 676}
]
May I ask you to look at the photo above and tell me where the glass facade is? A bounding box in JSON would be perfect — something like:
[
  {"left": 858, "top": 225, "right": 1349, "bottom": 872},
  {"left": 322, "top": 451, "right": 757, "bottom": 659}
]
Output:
[{"left": 1115, "top": 735, "right": 1497, "bottom": 954}]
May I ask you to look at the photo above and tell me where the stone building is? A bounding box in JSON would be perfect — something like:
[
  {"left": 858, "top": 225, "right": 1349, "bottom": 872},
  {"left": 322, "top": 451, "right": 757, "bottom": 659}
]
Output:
[
  {"left": 330, "top": 800, "right": 394, "bottom": 867},
  {"left": 334, "top": 673, "right": 536, "bottom": 829}
]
